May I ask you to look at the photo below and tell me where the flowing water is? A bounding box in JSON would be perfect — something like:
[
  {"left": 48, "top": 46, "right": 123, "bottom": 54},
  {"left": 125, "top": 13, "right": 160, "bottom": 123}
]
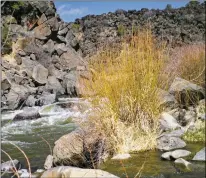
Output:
[{"left": 1, "top": 98, "right": 205, "bottom": 178}]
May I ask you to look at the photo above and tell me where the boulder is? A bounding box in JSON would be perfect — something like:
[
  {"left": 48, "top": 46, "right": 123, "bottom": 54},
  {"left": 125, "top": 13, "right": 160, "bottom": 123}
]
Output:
[
  {"left": 7, "top": 84, "right": 29, "bottom": 110},
  {"left": 25, "top": 95, "right": 36, "bottom": 107},
  {"left": 58, "top": 27, "right": 69, "bottom": 36},
  {"left": 32, "top": 64, "right": 48, "bottom": 84},
  {"left": 157, "top": 88, "right": 178, "bottom": 110},
  {"left": 59, "top": 47, "right": 84, "bottom": 70},
  {"left": 35, "top": 92, "right": 56, "bottom": 106},
  {"left": 44, "top": 17, "right": 59, "bottom": 31},
  {"left": 159, "top": 129, "right": 184, "bottom": 138},
  {"left": 45, "top": 76, "right": 65, "bottom": 95},
  {"left": 30, "top": 1, "right": 49, "bottom": 13},
  {"left": 159, "top": 112, "right": 182, "bottom": 131},
  {"left": 63, "top": 71, "right": 79, "bottom": 96},
  {"left": 161, "top": 151, "right": 172, "bottom": 160},
  {"left": 54, "top": 43, "right": 68, "bottom": 56},
  {"left": 30, "top": 53, "right": 36, "bottom": 61},
  {"left": 192, "top": 147, "right": 205, "bottom": 161},
  {"left": 37, "top": 13, "right": 47, "bottom": 26},
  {"left": 20, "top": 56, "right": 39, "bottom": 77},
  {"left": 14, "top": 74, "right": 24, "bottom": 84},
  {"left": 169, "top": 77, "right": 205, "bottom": 106},
  {"left": 44, "top": 155, "right": 53, "bottom": 170},
  {"left": 174, "top": 158, "right": 192, "bottom": 171},
  {"left": 53, "top": 129, "right": 84, "bottom": 166},
  {"left": 171, "top": 149, "right": 191, "bottom": 159},
  {"left": 13, "top": 110, "right": 41, "bottom": 121},
  {"left": 43, "top": 39, "right": 55, "bottom": 54},
  {"left": 41, "top": 166, "right": 119, "bottom": 178},
  {"left": 34, "top": 23, "right": 51, "bottom": 40},
  {"left": 53, "top": 129, "right": 107, "bottom": 168},
  {"left": 48, "top": 65, "right": 66, "bottom": 80},
  {"left": 1, "top": 71, "right": 11, "bottom": 90},
  {"left": 0, "top": 159, "right": 21, "bottom": 173},
  {"left": 157, "top": 136, "right": 186, "bottom": 151}
]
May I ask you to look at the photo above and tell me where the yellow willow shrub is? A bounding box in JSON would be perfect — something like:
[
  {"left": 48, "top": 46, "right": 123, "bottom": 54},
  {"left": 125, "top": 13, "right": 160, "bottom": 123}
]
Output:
[{"left": 83, "top": 29, "right": 169, "bottom": 152}]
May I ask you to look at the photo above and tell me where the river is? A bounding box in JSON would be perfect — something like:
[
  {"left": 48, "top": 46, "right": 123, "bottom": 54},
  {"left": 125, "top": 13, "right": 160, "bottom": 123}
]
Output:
[{"left": 1, "top": 98, "right": 205, "bottom": 178}]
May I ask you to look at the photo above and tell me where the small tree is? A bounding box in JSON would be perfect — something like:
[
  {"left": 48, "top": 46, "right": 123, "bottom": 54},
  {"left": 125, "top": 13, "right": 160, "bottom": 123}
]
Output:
[{"left": 165, "top": 4, "right": 172, "bottom": 11}]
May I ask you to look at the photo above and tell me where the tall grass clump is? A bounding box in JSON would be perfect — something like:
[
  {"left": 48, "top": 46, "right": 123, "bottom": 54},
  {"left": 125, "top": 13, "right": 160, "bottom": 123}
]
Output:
[{"left": 83, "top": 28, "right": 169, "bottom": 154}]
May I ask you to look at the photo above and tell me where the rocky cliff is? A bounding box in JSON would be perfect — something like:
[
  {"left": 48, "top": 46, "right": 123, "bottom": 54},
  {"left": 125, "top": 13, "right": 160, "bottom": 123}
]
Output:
[{"left": 1, "top": 1, "right": 205, "bottom": 110}]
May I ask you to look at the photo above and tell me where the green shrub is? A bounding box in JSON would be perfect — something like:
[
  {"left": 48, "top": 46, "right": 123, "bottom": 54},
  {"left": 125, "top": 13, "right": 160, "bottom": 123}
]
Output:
[
  {"left": 72, "top": 23, "right": 80, "bottom": 30},
  {"left": 183, "top": 120, "right": 205, "bottom": 142},
  {"left": 117, "top": 24, "right": 125, "bottom": 36},
  {"left": 1, "top": 25, "right": 12, "bottom": 54}
]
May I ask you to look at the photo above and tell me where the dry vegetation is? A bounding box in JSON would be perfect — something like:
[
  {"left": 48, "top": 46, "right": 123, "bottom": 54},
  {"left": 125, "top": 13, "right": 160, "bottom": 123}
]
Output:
[
  {"left": 82, "top": 28, "right": 205, "bottom": 155},
  {"left": 82, "top": 29, "right": 168, "bottom": 153}
]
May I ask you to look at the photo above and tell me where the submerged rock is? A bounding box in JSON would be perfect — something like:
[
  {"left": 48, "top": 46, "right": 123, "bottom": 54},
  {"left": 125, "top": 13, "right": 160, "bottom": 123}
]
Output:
[
  {"left": 0, "top": 159, "right": 21, "bottom": 173},
  {"left": 157, "top": 136, "right": 186, "bottom": 151},
  {"left": 192, "top": 147, "right": 205, "bottom": 161},
  {"left": 13, "top": 110, "right": 41, "bottom": 121},
  {"left": 41, "top": 166, "right": 119, "bottom": 178},
  {"left": 174, "top": 158, "right": 193, "bottom": 171},
  {"left": 111, "top": 153, "right": 131, "bottom": 160}
]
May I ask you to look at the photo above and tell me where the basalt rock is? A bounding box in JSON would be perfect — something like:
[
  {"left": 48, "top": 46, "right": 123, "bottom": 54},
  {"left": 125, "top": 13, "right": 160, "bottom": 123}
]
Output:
[{"left": 13, "top": 110, "right": 41, "bottom": 121}]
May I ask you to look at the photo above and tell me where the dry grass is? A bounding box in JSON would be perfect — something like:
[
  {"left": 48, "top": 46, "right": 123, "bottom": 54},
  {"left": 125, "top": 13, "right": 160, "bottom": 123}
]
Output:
[
  {"left": 164, "top": 44, "right": 205, "bottom": 87},
  {"left": 82, "top": 28, "right": 169, "bottom": 154}
]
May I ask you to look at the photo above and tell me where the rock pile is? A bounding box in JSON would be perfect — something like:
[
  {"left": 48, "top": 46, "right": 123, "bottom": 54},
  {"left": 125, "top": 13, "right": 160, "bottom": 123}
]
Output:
[
  {"left": 157, "top": 77, "right": 205, "bottom": 171},
  {"left": 1, "top": 1, "right": 88, "bottom": 111}
]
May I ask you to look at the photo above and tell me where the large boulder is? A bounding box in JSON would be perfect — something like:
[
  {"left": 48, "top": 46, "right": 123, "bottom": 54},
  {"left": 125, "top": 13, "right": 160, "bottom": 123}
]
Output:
[
  {"left": 157, "top": 136, "right": 186, "bottom": 151},
  {"left": 169, "top": 77, "right": 205, "bottom": 106},
  {"left": 35, "top": 92, "right": 56, "bottom": 106},
  {"left": 32, "top": 64, "right": 48, "bottom": 84},
  {"left": 53, "top": 129, "right": 107, "bottom": 168},
  {"left": 45, "top": 76, "right": 65, "bottom": 95},
  {"left": 0, "top": 159, "right": 21, "bottom": 173},
  {"left": 34, "top": 23, "right": 51, "bottom": 40},
  {"left": 59, "top": 47, "right": 84, "bottom": 71},
  {"left": 53, "top": 129, "right": 84, "bottom": 167},
  {"left": 1, "top": 71, "right": 11, "bottom": 90},
  {"left": 192, "top": 147, "right": 205, "bottom": 161},
  {"left": 157, "top": 88, "right": 178, "bottom": 110},
  {"left": 7, "top": 84, "right": 30, "bottom": 110},
  {"left": 171, "top": 149, "right": 191, "bottom": 159},
  {"left": 41, "top": 166, "right": 119, "bottom": 178},
  {"left": 159, "top": 112, "right": 182, "bottom": 131},
  {"left": 13, "top": 110, "right": 41, "bottom": 121}
]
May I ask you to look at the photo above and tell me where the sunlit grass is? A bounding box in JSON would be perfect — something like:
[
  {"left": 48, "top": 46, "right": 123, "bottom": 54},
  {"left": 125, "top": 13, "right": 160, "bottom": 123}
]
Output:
[{"left": 82, "top": 28, "right": 169, "bottom": 153}]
